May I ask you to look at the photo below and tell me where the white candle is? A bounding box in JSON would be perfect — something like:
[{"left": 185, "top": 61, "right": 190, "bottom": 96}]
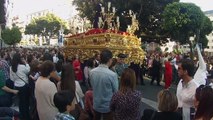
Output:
[
  {"left": 101, "top": 7, "right": 105, "bottom": 13},
  {"left": 116, "top": 16, "right": 119, "bottom": 22},
  {"left": 117, "top": 22, "right": 120, "bottom": 27},
  {"left": 112, "top": 7, "right": 115, "bottom": 13},
  {"left": 129, "top": 10, "right": 132, "bottom": 15},
  {"left": 108, "top": 2, "right": 111, "bottom": 9},
  {"left": 99, "top": 17, "right": 102, "bottom": 22}
]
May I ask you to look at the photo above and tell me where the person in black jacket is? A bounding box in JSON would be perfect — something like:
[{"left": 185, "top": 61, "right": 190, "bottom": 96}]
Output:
[
  {"left": 141, "top": 89, "right": 182, "bottom": 120},
  {"left": 43, "top": 49, "right": 53, "bottom": 62},
  {"left": 150, "top": 55, "right": 161, "bottom": 86}
]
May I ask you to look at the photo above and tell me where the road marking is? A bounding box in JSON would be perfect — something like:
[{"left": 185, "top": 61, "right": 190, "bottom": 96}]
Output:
[{"left": 141, "top": 98, "right": 158, "bottom": 110}]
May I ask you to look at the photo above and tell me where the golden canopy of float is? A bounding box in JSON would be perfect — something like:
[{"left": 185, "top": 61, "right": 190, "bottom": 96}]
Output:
[{"left": 63, "top": 9, "right": 145, "bottom": 64}]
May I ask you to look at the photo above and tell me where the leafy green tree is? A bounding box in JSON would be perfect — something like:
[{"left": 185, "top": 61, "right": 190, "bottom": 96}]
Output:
[
  {"left": 25, "top": 13, "right": 68, "bottom": 44},
  {"left": 199, "top": 16, "right": 213, "bottom": 48},
  {"left": 2, "top": 26, "right": 22, "bottom": 46},
  {"left": 72, "top": 0, "right": 178, "bottom": 44},
  {"left": 162, "top": 2, "right": 212, "bottom": 46},
  {"left": 162, "top": 2, "right": 213, "bottom": 58}
]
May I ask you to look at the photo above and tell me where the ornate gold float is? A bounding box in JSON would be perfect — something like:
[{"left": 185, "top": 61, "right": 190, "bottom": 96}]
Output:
[
  {"left": 63, "top": 7, "right": 145, "bottom": 64},
  {"left": 63, "top": 28, "right": 145, "bottom": 64}
]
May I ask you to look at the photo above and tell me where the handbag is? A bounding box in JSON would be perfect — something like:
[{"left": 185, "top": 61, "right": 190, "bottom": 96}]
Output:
[
  {"left": 70, "top": 97, "right": 89, "bottom": 120},
  {"left": 76, "top": 104, "right": 89, "bottom": 120},
  {"left": 150, "top": 111, "right": 156, "bottom": 120}
]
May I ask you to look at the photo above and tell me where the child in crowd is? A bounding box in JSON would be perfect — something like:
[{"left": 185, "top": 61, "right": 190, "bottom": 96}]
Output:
[{"left": 54, "top": 90, "right": 76, "bottom": 120}]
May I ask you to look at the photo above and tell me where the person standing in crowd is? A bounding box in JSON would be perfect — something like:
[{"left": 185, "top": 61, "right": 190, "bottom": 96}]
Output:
[
  {"left": 84, "top": 58, "right": 95, "bottom": 89},
  {"left": 0, "top": 69, "right": 18, "bottom": 107},
  {"left": 54, "top": 90, "right": 76, "bottom": 120},
  {"left": 110, "top": 68, "right": 142, "bottom": 120},
  {"left": 141, "top": 89, "right": 182, "bottom": 120},
  {"left": 72, "top": 54, "right": 83, "bottom": 82},
  {"left": 176, "top": 59, "right": 198, "bottom": 120},
  {"left": 109, "top": 58, "right": 117, "bottom": 73},
  {"left": 94, "top": 53, "right": 100, "bottom": 67},
  {"left": 53, "top": 51, "right": 59, "bottom": 64},
  {"left": 28, "top": 59, "right": 40, "bottom": 120},
  {"left": 90, "top": 49, "right": 119, "bottom": 120},
  {"left": 84, "top": 87, "right": 94, "bottom": 120},
  {"left": 0, "top": 51, "right": 17, "bottom": 107},
  {"left": 35, "top": 61, "right": 58, "bottom": 120},
  {"left": 194, "top": 85, "right": 213, "bottom": 120},
  {"left": 129, "top": 62, "right": 145, "bottom": 85},
  {"left": 150, "top": 55, "right": 161, "bottom": 86},
  {"left": 0, "top": 51, "right": 10, "bottom": 84},
  {"left": 43, "top": 49, "right": 53, "bottom": 62},
  {"left": 57, "top": 63, "right": 84, "bottom": 106},
  {"left": 57, "top": 63, "right": 84, "bottom": 119},
  {"left": 10, "top": 53, "right": 31, "bottom": 120},
  {"left": 160, "top": 53, "right": 166, "bottom": 84},
  {"left": 164, "top": 58, "right": 173, "bottom": 89},
  {"left": 115, "top": 53, "right": 128, "bottom": 78}
]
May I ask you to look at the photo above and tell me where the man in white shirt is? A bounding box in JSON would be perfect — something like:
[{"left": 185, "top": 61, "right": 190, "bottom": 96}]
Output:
[{"left": 176, "top": 59, "right": 198, "bottom": 120}]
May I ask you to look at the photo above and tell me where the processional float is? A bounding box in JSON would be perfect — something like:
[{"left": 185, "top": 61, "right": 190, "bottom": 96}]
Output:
[{"left": 63, "top": 4, "right": 145, "bottom": 64}]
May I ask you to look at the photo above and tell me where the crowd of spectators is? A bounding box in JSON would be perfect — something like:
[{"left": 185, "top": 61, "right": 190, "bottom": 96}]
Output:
[{"left": 0, "top": 47, "right": 213, "bottom": 120}]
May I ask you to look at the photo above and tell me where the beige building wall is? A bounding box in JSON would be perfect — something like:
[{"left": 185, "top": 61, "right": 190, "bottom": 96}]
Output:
[{"left": 204, "top": 15, "right": 213, "bottom": 56}]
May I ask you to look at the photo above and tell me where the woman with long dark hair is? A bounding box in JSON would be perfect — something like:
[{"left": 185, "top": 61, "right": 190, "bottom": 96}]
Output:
[
  {"left": 57, "top": 63, "right": 84, "bottom": 119},
  {"left": 194, "top": 85, "right": 213, "bottom": 120},
  {"left": 10, "top": 53, "right": 30, "bottom": 120},
  {"left": 57, "top": 63, "right": 84, "bottom": 104}
]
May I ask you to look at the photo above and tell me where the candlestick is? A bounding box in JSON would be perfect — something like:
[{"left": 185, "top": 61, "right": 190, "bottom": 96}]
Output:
[
  {"left": 101, "top": 7, "right": 105, "bottom": 13},
  {"left": 116, "top": 16, "right": 119, "bottom": 22},
  {"left": 112, "top": 7, "right": 115, "bottom": 13},
  {"left": 108, "top": 2, "right": 111, "bottom": 10},
  {"left": 129, "top": 10, "right": 132, "bottom": 15},
  {"left": 117, "top": 22, "right": 120, "bottom": 28},
  {"left": 99, "top": 17, "right": 102, "bottom": 22}
]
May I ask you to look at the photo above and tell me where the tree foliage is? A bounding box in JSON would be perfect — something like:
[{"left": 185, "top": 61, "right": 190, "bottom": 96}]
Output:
[
  {"left": 25, "top": 13, "right": 68, "bottom": 38},
  {"left": 162, "top": 2, "right": 212, "bottom": 48},
  {"left": 2, "top": 26, "right": 22, "bottom": 45},
  {"left": 72, "top": 0, "right": 178, "bottom": 44}
]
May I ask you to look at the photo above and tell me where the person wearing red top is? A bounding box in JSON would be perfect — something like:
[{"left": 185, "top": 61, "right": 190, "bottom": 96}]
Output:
[
  {"left": 164, "top": 58, "right": 173, "bottom": 89},
  {"left": 84, "top": 89, "right": 94, "bottom": 119},
  {"left": 72, "top": 55, "right": 83, "bottom": 81}
]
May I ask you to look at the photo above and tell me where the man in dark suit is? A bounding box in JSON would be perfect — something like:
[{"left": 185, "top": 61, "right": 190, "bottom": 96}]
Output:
[{"left": 94, "top": 53, "right": 100, "bottom": 67}]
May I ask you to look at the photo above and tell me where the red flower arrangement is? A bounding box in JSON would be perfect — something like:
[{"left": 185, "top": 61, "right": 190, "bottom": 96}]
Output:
[{"left": 69, "top": 28, "right": 130, "bottom": 38}]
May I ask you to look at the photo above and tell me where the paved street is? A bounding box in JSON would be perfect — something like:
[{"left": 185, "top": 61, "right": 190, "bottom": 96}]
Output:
[{"left": 137, "top": 77, "right": 177, "bottom": 116}]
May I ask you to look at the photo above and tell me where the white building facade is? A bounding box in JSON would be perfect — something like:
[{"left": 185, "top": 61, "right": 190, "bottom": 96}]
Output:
[{"left": 204, "top": 11, "right": 213, "bottom": 56}]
